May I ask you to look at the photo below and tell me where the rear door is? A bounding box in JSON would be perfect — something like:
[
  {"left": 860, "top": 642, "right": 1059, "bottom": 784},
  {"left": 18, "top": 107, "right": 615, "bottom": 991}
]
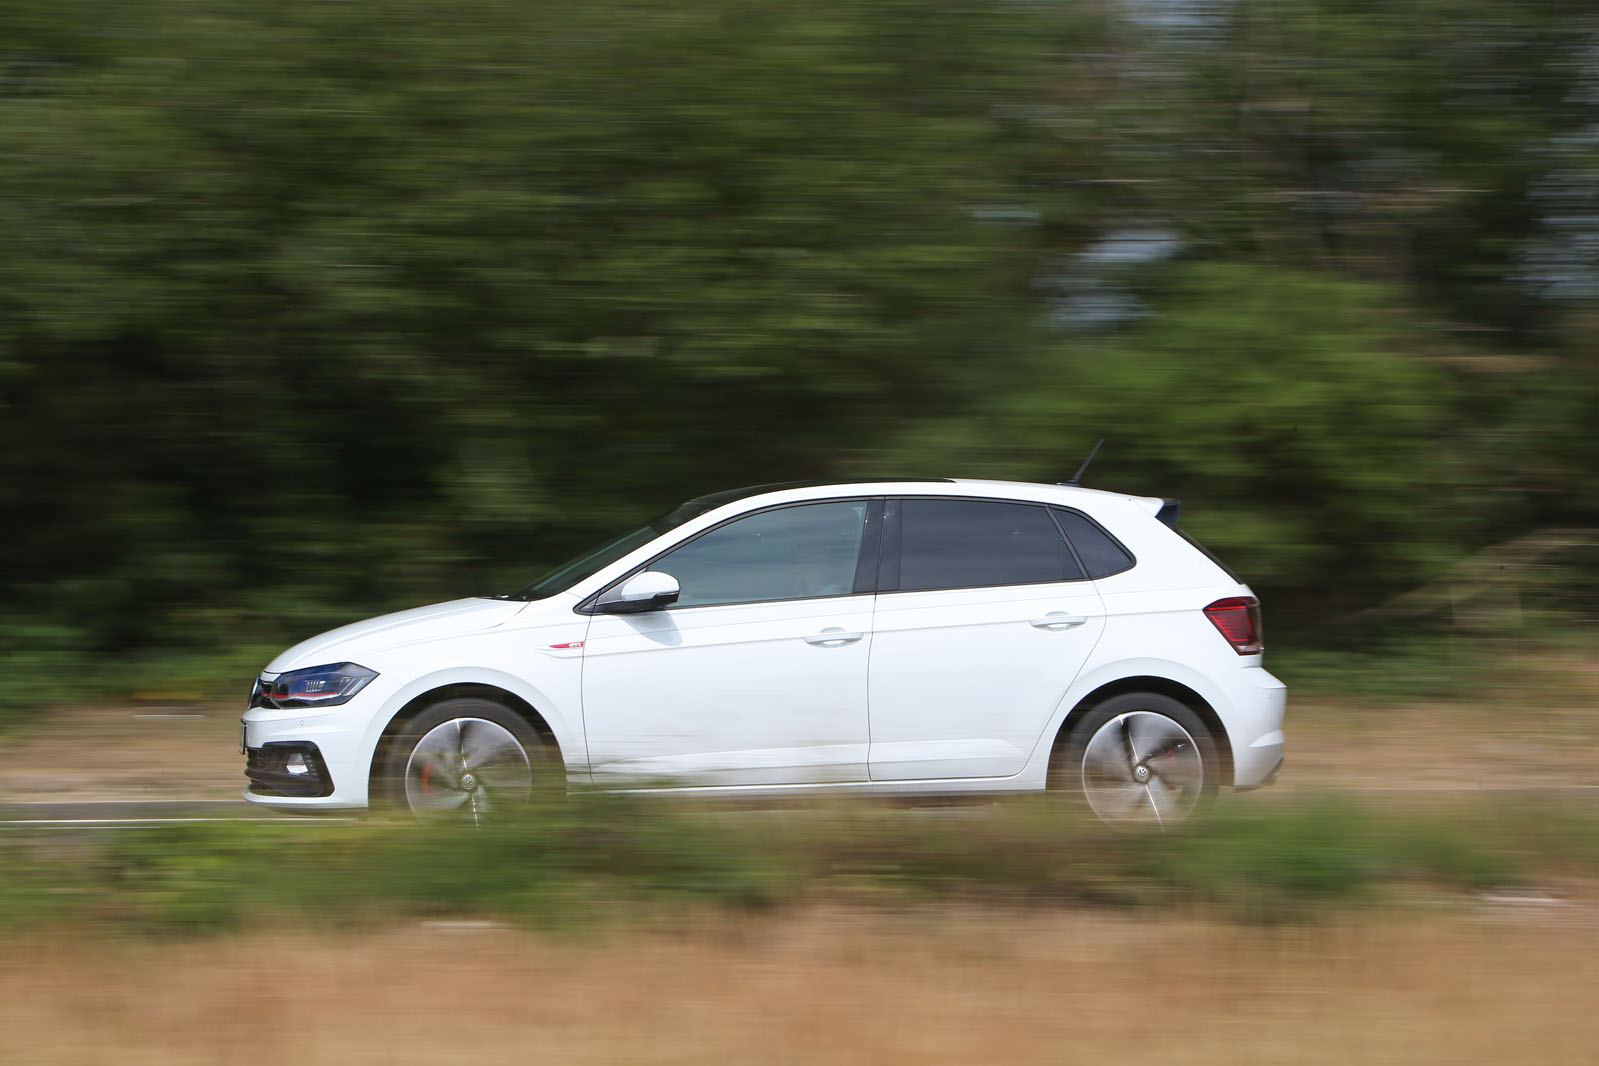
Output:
[{"left": 866, "top": 497, "right": 1106, "bottom": 781}]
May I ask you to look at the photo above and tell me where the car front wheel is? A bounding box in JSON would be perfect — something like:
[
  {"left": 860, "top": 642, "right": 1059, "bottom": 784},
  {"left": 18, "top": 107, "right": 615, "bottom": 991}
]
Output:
[
  {"left": 1060, "top": 692, "right": 1217, "bottom": 827},
  {"left": 381, "top": 697, "right": 550, "bottom": 824}
]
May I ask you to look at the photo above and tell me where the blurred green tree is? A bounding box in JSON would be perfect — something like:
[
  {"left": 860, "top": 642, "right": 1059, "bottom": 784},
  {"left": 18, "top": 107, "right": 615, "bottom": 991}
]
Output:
[
  {"left": 868, "top": 263, "right": 1456, "bottom": 622},
  {"left": 0, "top": 0, "right": 1111, "bottom": 653},
  {"left": 0, "top": 0, "right": 1596, "bottom": 699}
]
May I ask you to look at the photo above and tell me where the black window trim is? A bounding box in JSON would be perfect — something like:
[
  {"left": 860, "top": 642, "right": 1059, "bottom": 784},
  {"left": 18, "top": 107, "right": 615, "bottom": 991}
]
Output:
[
  {"left": 853, "top": 498, "right": 886, "bottom": 594},
  {"left": 578, "top": 496, "right": 882, "bottom": 614},
  {"left": 879, "top": 498, "right": 902, "bottom": 591},
  {"left": 1046, "top": 506, "right": 1090, "bottom": 578},
  {"left": 878, "top": 495, "right": 1105, "bottom": 595}
]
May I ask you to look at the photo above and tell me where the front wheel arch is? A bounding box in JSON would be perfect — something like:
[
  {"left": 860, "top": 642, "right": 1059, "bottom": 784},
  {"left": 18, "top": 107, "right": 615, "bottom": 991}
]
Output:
[{"left": 368, "top": 683, "right": 564, "bottom": 804}]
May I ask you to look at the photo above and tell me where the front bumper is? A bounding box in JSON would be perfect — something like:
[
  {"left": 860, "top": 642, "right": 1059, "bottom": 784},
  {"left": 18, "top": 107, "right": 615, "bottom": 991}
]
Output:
[{"left": 241, "top": 687, "right": 380, "bottom": 810}]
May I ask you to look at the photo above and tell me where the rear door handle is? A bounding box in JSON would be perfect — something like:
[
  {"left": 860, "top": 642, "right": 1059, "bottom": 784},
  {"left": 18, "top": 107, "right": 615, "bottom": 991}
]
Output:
[
  {"left": 1030, "top": 612, "right": 1088, "bottom": 630},
  {"left": 804, "top": 627, "right": 864, "bottom": 647}
]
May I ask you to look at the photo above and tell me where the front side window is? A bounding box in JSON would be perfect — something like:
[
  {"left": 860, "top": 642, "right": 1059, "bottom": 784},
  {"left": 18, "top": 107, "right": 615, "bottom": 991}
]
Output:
[
  {"left": 652, "top": 500, "right": 869, "bottom": 607},
  {"left": 895, "top": 499, "right": 1081, "bottom": 591}
]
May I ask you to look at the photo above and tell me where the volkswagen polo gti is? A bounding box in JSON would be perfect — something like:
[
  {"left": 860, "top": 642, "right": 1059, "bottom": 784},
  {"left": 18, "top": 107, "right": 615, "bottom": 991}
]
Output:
[{"left": 242, "top": 479, "right": 1286, "bottom": 825}]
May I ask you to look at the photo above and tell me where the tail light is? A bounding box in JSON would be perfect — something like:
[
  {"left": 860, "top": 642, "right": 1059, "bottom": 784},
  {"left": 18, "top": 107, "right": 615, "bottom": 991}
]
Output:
[{"left": 1204, "top": 596, "right": 1263, "bottom": 654}]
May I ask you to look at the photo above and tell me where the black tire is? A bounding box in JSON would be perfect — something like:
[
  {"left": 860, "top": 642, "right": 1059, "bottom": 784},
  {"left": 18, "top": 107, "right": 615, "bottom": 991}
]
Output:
[
  {"left": 379, "top": 697, "right": 553, "bottom": 823},
  {"left": 1055, "top": 692, "right": 1218, "bottom": 826}
]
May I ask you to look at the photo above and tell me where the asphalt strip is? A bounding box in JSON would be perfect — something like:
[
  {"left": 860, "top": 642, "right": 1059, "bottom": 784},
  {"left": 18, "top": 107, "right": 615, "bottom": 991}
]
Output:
[
  {"left": 1, "top": 817, "right": 357, "bottom": 828},
  {"left": 3, "top": 784, "right": 1596, "bottom": 828},
  {"left": 0, "top": 800, "right": 359, "bottom": 828}
]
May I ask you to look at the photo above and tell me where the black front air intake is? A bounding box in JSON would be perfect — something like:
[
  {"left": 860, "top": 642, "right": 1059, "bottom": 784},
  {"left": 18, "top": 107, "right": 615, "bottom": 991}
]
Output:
[{"left": 245, "top": 742, "right": 334, "bottom": 798}]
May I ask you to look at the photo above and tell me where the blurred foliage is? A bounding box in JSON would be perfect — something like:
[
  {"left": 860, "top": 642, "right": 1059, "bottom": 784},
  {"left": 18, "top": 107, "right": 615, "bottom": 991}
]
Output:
[
  {"left": 872, "top": 264, "right": 1459, "bottom": 618},
  {"left": 1, "top": 0, "right": 1598, "bottom": 703},
  {"left": 4, "top": 794, "right": 1594, "bottom": 934},
  {"left": 1270, "top": 635, "right": 1466, "bottom": 702}
]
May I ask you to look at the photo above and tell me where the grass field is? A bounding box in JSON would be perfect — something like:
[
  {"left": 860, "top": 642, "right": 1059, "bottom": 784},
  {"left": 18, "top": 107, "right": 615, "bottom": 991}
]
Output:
[
  {"left": 2, "top": 639, "right": 1595, "bottom": 1063},
  {"left": 4, "top": 629, "right": 1596, "bottom": 800},
  {"left": 5, "top": 905, "right": 1598, "bottom": 1066}
]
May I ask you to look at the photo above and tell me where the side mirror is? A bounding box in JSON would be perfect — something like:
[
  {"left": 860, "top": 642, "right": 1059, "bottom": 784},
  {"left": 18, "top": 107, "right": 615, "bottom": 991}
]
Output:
[{"left": 595, "top": 570, "right": 681, "bottom": 614}]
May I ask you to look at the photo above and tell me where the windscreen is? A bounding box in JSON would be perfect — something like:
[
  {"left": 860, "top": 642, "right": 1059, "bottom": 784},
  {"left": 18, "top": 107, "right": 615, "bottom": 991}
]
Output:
[{"left": 505, "top": 496, "right": 726, "bottom": 601}]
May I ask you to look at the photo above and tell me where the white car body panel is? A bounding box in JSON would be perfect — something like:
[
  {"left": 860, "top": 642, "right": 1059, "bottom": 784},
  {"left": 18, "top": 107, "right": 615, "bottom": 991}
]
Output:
[
  {"left": 246, "top": 606, "right": 591, "bottom": 808},
  {"left": 866, "top": 581, "right": 1105, "bottom": 780},
  {"left": 264, "top": 597, "right": 526, "bottom": 674},
  {"left": 582, "top": 594, "right": 873, "bottom": 786},
  {"left": 241, "top": 479, "right": 1286, "bottom": 812}
]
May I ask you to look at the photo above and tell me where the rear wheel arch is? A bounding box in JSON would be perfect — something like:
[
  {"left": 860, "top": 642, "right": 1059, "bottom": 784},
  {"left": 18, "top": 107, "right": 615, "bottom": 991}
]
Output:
[{"left": 1052, "top": 676, "right": 1233, "bottom": 786}]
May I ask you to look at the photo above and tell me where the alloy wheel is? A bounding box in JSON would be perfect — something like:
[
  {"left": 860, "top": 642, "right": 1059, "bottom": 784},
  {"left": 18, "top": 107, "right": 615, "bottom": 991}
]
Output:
[
  {"left": 1079, "top": 710, "right": 1205, "bottom": 827},
  {"left": 402, "top": 716, "right": 533, "bottom": 824}
]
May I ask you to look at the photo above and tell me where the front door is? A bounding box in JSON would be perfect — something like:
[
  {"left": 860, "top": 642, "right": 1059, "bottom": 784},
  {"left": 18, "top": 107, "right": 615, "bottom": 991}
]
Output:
[{"left": 582, "top": 498, "right": 875, "bottom": 788}]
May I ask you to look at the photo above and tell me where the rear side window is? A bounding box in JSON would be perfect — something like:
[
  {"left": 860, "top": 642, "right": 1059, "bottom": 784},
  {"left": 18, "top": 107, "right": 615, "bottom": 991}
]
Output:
[
  {"left": 895, "top": 499, "right": 1083, "bottom": 591},
  {"left": 1052, "top": 508, "right": 1135, "bottom": 578}
]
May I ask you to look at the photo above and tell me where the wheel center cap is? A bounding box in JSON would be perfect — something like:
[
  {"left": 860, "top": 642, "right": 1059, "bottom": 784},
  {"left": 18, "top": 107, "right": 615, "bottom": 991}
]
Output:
[
  {"left": 461, "top": 773, "right": 477, "bottom": 790},
  {"left": 1133, "top": 765, "right": 1150, "bottom": 782}
]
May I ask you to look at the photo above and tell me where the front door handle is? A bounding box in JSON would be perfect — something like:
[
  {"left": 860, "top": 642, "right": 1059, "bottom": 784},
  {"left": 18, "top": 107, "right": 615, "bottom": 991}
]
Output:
[
  {"left": 804, "top": 627, "right": 864, "bottom": 647},
  {"left": 1030, "top": 612, "right": 1088, "bottom": 630}
]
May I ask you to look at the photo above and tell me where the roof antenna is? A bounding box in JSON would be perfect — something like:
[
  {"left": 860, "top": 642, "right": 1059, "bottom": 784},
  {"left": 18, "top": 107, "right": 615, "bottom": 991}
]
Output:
[{"left": 1060, "top": 439, "right": 1104, "bottom": 486}]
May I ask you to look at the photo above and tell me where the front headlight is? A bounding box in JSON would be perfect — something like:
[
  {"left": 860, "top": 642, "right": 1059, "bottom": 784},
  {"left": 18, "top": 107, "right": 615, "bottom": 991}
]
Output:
[{"left": 260, "top": 663, "right": 378, "bottom": 708}]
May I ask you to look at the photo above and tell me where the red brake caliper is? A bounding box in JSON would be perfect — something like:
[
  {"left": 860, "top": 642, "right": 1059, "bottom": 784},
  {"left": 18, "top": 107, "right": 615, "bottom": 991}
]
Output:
[{"left": 420, "top": 761, "right": 435, "bottom": 794}]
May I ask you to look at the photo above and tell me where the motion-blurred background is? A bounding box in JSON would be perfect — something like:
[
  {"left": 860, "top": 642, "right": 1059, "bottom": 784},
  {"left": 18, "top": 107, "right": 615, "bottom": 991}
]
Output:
[
  {"left": 4, "top": 7, "right": 1599, "bottom": 1062},
  {"left": 2, "top": 0, "right": 1596, "bottom": 711}
]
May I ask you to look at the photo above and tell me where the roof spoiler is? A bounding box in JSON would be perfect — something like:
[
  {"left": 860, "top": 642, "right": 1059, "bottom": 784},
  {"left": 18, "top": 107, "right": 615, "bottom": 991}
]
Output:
[{"left": 1156, "top": 499, "right": 1181, "bottom": 529}]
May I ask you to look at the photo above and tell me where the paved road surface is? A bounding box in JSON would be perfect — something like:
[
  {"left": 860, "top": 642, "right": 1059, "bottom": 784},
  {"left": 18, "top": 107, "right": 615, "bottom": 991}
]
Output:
[
  {"left": 0, "top": 800, "right": 358, "bottom": 828},
  {"left": 4, "top": 784, "right": 1597, "bottom": 830}
]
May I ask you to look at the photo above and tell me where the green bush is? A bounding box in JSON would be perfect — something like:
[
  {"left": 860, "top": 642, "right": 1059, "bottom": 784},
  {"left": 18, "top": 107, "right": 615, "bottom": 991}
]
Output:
[{"left": 5, "top": 794, "right": 1592, "bottom": 936}]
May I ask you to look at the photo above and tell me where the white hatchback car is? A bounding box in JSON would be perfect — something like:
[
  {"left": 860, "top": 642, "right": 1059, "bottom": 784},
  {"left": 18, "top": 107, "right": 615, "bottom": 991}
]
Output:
[{"left": 242, "top": 479, "right": 1285, "bottom": 824}]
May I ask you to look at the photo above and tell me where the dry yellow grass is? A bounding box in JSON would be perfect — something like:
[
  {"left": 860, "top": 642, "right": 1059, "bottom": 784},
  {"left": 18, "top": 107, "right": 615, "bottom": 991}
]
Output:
[
  {"left": 4, "top": 639, "right": 1595, "bottom": 804},
  {"left": 1253, "top": 645, "right": 1599, "bottom": 794},
  {"left": 1284, "top": 706, "right": 1599, "bottom": 795},
  {"left": 0, "top": 706, "right": 244, "bottom": 803},
  {"left": 3, "top": 905, "right": 1597, "bottom": 1066},
  {"left": 5, "top": 672, "right": 1595, "bottom": 805}
]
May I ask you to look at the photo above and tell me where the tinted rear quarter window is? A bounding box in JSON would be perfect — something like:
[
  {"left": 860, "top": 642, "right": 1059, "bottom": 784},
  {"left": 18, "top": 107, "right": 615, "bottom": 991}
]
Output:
[
  {"left": 1052, "top": 508, "right": 1135, "bottom": 579},
  {"left": 896, "top": 499, "right": 1083, "bottom": 591}
]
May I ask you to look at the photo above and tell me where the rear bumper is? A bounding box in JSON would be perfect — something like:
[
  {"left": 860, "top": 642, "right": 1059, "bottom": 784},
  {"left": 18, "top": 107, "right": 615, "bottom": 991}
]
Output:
[
  {"left": 1222, "top": 666, "right": 1287, "bottom": 790},
  {"left": 1234, "top": 753, "right": 1284, "bottom": 792}
]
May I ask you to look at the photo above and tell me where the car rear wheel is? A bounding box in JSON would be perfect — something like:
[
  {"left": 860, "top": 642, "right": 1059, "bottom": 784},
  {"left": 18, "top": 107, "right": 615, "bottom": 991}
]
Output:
[
  {"left": 382, "top": 697, "right": 551, "bottom": 824},
  {"left": 1060, "top": 692, "right": 1217, "bottom": 827}
]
